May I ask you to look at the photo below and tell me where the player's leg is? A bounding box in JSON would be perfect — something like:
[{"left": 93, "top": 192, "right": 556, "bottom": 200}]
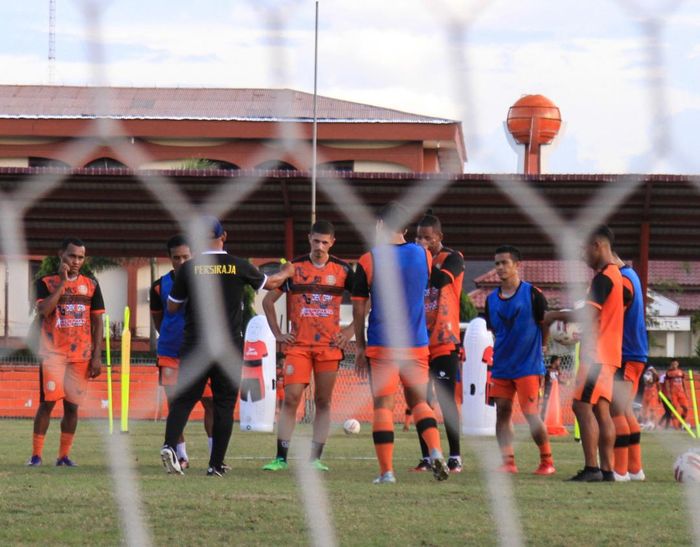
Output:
[
  {"left": 491, "top": 377, "right": 517, "bottom": 472},
  {"left": 572, "top": 399, "right": 600, "bottom": 472},
  {"left": 430, "top": 352, "right": 462, "bottom": 472},
  {"left": 369, "top": 358, "right": 399, "bottom": 483},
  {"left": 263, "top": 351, "right": 311, "bottom": 470},
  {"left": 30, "top": 357, "right": 65, "bottom": 465},
  {"left": 206, "top": 362, "right": 238, "bottom": 475},
  {"left": 309, "top": 363, "right": 339, "bottom": 469},
  {"left": 515, "top": 375, "right": 554, "bottom": 475},
  {"left": 413, "top": 367, "right": 435, "bottom": 471},
  {"left": 611, "top": 366, "right": 632, "bottom": 479},
  {"left": 625, "top": 364, "right": 645, "bottom": 479},
  {"left": 594, "top": 397, "right": 615, "bottom": 478},
  {"left": 402, "top": 358, "right": 448, "bottom": 481},
  {"left": 162, "top": 356, "right": 209, "bottom": 474},
  {"left": 55, "top": 360, "right": 90, "bottom": 466}
]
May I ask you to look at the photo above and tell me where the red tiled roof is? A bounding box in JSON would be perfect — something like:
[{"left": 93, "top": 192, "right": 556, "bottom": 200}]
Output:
[
  {"left": 0, "top": 85, "right": 457, "bottom": 124},
  {"left": 648, "top": 261, "right": 700, "bottom": 287},
  {"left": 473, "top": 261, "right": 591, "bottom": 286}
]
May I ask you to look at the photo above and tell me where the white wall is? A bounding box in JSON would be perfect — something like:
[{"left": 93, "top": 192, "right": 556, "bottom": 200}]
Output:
[{"left": 0, "top": 259, "right": 32, "bottom": 337}]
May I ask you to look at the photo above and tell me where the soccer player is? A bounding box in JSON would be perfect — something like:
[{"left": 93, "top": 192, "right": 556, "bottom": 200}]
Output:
[
  {"left": 610, "top": 255, "right": 648, "bottom": 481},
  {"left": 150, "top": 235, "right": 214, "bottom": 469},
  {"left": 160, "top": 217, "right": 293, "bottom": 476},
  {"left": 413, "top": 213, "right": 465, "bottom": 473},
  {"left": 262, "top": 220, "right": 354, "bottom": 472},
  {"left": 641, "top": 367, "right": 661, "bottom": 428},
  {"left": 27, "top": 237, "right": 105, "bottom": 466},
  {"left": 484, "top": 245, "right": 555, "bottom": 476},
  {"left": 665, "top": 360, "right": 689, "bottom": 429},
  {"left": 545, "top": 225, "right": 623, "bottom": 482},
  {"left": 352, "top": 201, "right": 449, "bottom": 484}
]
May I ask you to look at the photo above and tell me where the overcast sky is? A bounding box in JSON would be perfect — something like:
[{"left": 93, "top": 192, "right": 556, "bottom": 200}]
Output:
[{"left": 1, "top": 0, "right": 699, "bottom": 174}]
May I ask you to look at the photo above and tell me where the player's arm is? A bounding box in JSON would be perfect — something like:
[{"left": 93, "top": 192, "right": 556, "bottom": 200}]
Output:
[
  {"left": 429, "top": 251, "right": 464, "bottom": 289},
  {"left": 351, "top": 258, "right": 371, "bottom": 378},
  {"left": 333, "top": 265, "right": 357, "bottom": 350},
  {"left": 263, "top": 261, "right": 294, "bottom": 290},
  {"left": 532, "top": 286, "right": 549, "bottom": 348},
  {"left": 167, "top": 264, "right": 189, "bottom": 314},
  {"left": 88, "top": 281, "right": 106, "bottom": 378},
  {"left": 149, "top": 282, "right": 163, "bottom": 333},
  {"left": 35, "top": 262, "right": 70, "bottom": 317},
  {"left": 262, "top": 287, "right": 295, "bottom": 344}
]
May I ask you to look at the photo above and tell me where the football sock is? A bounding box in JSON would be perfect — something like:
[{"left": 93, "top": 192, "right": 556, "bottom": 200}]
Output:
[
  {"left": 613, "top": 415, "right": 630, "bottom": 475},
  {"left": 176, "top": 442, "right": 188, "bottom": 461},
  {"left": 418, "top": 433, "right": 430, "bottom": 459},
  {"left": 538, "top": 441, "right": 553, "bottom": 464},
  {"left": 372, "top": 408, "right": 394, "bottom": 474},
  {"left": 411, "top": 402, "right": 441, "bottom": 454},
  {"left": 32, "top": 433, "right": 45, "bottom": 457},
  {"left": 208, "top": 437, "right": 213, "bottom": 455},
  {"left": 501, "top": 445, "right": 515, "bottom": 466},
  {"left": 310, "top": 441, "right": 325, "bottom": 461},
  {"left": 58, "top": 432, "right": 74, "bottom": 459},
  {"left": 628, "top": 417, "right": 642, "bottom": 474},
  {"left": 276, "top": 439, "right": 290, "bottom": 462}
]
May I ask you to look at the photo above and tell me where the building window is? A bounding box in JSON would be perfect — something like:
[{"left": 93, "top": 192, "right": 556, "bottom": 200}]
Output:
[
  {"left": 28, "top": 157, "right": 70, "bottom": 168},
  {"left": 317, "top": 160, "right": 354, "bottom": 172},
  {"left": 85, "top": 158, "right": 127, "bottom": 169}
]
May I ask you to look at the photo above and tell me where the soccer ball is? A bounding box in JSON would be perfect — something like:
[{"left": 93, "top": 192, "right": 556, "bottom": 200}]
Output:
[
  {"left": 674, "top": 450, "right": 700, "bottom": 483},
  {"left": 549, "top": 320, "right": 581, "bottom": 346},
  {"left": 343, "top": 418, "right": 361, "bottom": 435}
]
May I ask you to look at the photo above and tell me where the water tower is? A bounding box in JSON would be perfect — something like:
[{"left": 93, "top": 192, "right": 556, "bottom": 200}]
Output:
[{"left": 506, "top": 95, "right": 561, "bottom": 175}]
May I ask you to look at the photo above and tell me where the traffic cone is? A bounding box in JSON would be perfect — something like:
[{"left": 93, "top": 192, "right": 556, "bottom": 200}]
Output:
[{"left": 544, "top": 377, "right": 568, "bottom": 436}]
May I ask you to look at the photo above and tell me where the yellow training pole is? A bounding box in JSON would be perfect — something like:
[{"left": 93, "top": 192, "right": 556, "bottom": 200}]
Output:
[
  {"left": 105, "top": 314, "right": 113, "bottom": 435},
  {"left": 120, "top": 307, "right": 131, "bottom": 433},
  {"left": 573, "top": 342, "right": 580, "bottom": 441},
  {"left": 658, "top": 391, "right": 697, "bottom": 439},
  {"left": 689, "top": 369, "right": 699, "bottom": 438}
]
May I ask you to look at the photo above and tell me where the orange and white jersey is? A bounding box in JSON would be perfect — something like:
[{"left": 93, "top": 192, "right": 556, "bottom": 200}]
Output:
[
  {"left": 279, "top": 255, "right": 354, "bottom": 348},
  {"left": 424, "top": 246, "right": 464, "bottom": 358}
]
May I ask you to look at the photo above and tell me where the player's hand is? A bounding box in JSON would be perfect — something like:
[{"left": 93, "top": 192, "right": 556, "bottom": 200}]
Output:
[
  {"left": 355, "top": 347, "right": 368, "bottom": 379},
  {"left": 275, "top": 332, "right": 296, "bottom": 345},
  {"left": 58, "top": 261, "right": 70, "bottom": 282},
  {"left": 332, "top": 326, "right": 354, "bottom": 350},
  {"left": 89, "top": 355, "right": 102, "bottom": 379}
]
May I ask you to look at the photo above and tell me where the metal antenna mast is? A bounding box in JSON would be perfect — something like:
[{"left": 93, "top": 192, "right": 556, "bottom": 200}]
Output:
[{"left": 48, "top": 0, "right": 56, "bottom": 83}]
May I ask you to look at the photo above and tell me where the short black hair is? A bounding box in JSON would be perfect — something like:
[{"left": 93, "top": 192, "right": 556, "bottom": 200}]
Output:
[
  {"left": 61, "top": 237, "right": 85, "bottom": 250},
  {"left": 310, "top": 220, "right": 335, "bottom": 236},
  {"left": 549, "top": 355, "right": 561, "bottom": 365},
  {"left": 377, "top": 201, "right": 409, "bottom": 232},
  {"left": 590, "top": 225, "right": 615, "bottom": 247},
  {"left": 166, "top": 234, "right": 189, "bottom": 255},
  {"left": 417, "top": 213, "right": 442, "bottom": 233},
  {"left": 495, "top": 245, "right": 521, "bottom": 262}
]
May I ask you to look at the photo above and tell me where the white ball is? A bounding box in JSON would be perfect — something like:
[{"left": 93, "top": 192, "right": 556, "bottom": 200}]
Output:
[
  {"left": 674, "top": 450, "right": 700, "bottom": 483},
  {"left": 549, "top": 320, "right": 581, "bottom": 346},
  {"left": 343, "top": 418, "right": 361, "bottom": 435}
]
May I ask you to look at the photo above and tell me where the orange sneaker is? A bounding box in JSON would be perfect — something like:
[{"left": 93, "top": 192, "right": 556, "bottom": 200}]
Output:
[
  {"left": 534, "top": 462, "right": 556, "bottom": 475},
  {"left": 497, "top": 462, "right": 519, "bottom": 474}
]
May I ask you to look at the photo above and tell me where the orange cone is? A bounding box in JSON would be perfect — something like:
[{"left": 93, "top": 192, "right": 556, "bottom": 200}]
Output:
[{"left": 544, "top": 377, "right": 568, "bottom": 436}]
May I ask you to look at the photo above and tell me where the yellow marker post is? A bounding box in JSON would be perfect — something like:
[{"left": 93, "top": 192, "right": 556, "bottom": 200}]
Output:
[
  {"left": 689, "top": 369, "right": 699, "bottom": 438},
  {"left": 659, "top": 391, "right": 697, "bottom": 439},
  {"left": 104, "top": 314, "right": 113, "bottom": 435},
  {"left": 120, "top": 307, "right": 131, "bottom": 433},
  {"left": 573, "top": 342, "right": 580, "bottom": 441}
]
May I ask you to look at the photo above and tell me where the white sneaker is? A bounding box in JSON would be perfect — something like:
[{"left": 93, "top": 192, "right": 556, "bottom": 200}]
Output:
[
  {"left": 373, "top": 471, "right": 397, "bottom": 484},
  {"left": 430, "top": 449, "right": 449, "bottom": 481},
  {"left": 613, "top": 471, "right": 631, "bottom": 482},
  {"left": 161, "top": 445, "right": 183, "bottom": 475},
  {"left": 629, "top": 469, "right": 646, "bottom": 481}
]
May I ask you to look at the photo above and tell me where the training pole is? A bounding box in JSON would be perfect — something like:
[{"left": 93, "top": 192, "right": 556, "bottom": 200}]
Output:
[
  {"left": 120, "top": 306, "right": 131, "bottom": 433},
  {"left": 573, "top": 342, "right": 580, "bottom": 441},
  {"left": 689, "top": 369, "right": 699, "bottom": 438},
  {"left": 105, "top": 314, "right": 113, "bottom": 434},
  {"left": 658, "top": 391, "right": 697, "bottom": 439}
]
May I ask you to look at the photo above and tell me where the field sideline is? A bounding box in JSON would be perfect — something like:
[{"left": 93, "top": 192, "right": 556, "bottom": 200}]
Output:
[{"left": 0, "top": 419, "right": 695, "bottom": 546}]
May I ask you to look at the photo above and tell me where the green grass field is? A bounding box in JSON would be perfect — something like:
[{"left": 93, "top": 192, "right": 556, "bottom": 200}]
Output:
[{"left": 0, "top": 418, "right": 696, "bottom": 546}]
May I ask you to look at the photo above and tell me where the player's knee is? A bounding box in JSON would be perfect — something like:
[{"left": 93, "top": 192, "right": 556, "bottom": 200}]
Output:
[
  {"left": 63, "top": 400, "right": 79, "bottom": 414},
  {"left": 314, "top": 395, "right": 332, "bottom": 411}
]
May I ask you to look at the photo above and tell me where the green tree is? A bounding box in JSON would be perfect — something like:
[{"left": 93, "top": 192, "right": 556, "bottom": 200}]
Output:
[
  {"left": 460, "top": 292, "right": 478, "bottom": 322},
  {"left": 35, "top": 255, "right": 117, "bottom": 280}
]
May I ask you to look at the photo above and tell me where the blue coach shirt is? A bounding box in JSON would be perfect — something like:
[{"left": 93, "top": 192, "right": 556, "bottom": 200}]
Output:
[
  {"left": 485, "top": 281, "right": 547, "bottom": 379},
  {"left": 620, "top": 265, "right": 648, "bottom": 363},
  {"left": 150, "top": 271, "right": 185, "bottom": 357}
]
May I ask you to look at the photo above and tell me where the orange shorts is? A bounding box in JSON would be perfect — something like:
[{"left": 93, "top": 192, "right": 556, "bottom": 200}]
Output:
[
  {"left": 158, "top": 356, "right": 212, "bottom": 397},
  {"left": 615, "top": 361, "right": 645, "bottom": 393},
  {"left": 368, "top": 356, "right": 429, "bottom": 398},
  {"left": 490, "top": 375, "right": 541, "bottom": 415},
  {"left": 284, "top": 346, "right": 342, "bottom": 385},
  {"left": 40, "top": 355, "right": 90, "bottom": 405},
  {"left": 574, "top": 362, "right": 616, "bottom": 404}
]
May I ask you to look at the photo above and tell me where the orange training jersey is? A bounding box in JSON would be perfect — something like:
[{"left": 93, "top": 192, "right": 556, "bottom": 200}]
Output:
[
  {"left": 665, "top": 369, "right": 686, "bottom": 394},
  {"left": 584, "top": 263, "right": 624, "bottom": 368},
  {"left": 280, "top": 255, "right": 354, "bottom": 347},
  {"left": 425, "top": 246, "right": 464, "bottom": 357},
  {"left": 36, "top": 273, "right": 106, "bottom": 362}
]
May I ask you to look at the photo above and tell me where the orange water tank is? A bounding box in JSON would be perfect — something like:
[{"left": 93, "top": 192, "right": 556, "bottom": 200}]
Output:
[{"left": 507, "top": 95, "right": 561, "bottom": 174}]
